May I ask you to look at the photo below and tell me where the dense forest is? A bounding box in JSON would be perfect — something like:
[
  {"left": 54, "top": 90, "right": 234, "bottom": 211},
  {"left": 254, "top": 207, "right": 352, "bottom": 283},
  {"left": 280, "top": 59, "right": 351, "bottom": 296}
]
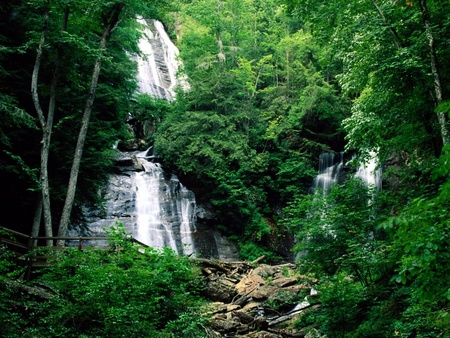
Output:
[{"left": 1, "top": 0, "right": 450, "bottom": 336}]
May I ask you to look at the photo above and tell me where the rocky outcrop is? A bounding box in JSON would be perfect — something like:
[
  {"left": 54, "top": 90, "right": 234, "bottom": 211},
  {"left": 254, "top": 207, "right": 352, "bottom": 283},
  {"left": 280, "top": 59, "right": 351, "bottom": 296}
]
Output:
[
  {"left": 79, "top": 150, "right": 239, "bottom": 261},
  {"left": 196, "top": 258, "right": 321, "bottom": 337}
]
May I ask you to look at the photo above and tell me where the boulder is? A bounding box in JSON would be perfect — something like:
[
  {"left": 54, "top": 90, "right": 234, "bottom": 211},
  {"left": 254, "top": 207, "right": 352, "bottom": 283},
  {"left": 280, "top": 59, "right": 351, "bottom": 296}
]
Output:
[
  {"left": 271, "top": 276, "right": 299, "bottom": 288},
  {"left": 245, "top": 331, "right": 279, "bottom": 338},
  {"left": 197, "top": 258, "right": 321, "bottom": 337},
  {"left": 203, "top": 275, "right": 238, "bottom": 303}
]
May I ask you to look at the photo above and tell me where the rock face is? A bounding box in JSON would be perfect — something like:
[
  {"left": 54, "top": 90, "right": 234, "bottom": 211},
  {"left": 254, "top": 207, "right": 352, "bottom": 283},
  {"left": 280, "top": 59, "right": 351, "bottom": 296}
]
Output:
[
  {"left": 197, "top": 258, "right": 321, "bottom": 337},
  {"left": 80, "top": 151, "right": 239, "bottom": 261}
]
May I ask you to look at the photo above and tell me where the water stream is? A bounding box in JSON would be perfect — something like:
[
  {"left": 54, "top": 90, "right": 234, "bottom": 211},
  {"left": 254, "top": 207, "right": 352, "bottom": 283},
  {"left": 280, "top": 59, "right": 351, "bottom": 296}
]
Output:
[
  {"left": 310, "top": 152, "right": 344, "bottom": 195},
  {"left": 355, "top": 152, "right": 382, "bottom": 190},
  {"left": 311, "top": 151, "right": 382, "bottom": 195},
  {"left": 80, "top": 19, "right": 199, "bottom": 255},
  {"left": 135, "top": 18, "right": 187, "bottom": 100},
  {"left": 134, "top": 151, "right": 196, "bottom": 255}
]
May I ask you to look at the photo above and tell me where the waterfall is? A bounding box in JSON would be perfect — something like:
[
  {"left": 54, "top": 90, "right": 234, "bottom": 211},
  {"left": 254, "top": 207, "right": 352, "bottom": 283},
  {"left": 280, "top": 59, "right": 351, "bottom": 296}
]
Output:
[
  {"left": 295, "top": 151, "right": 382, "bottom": 256},
  {"left": 294, "top": 152, "right": 344, "bottom": 259},
  {"left": 355, "top": 152, "right": 382, "bottom": 191},
  {"left": 311, "top": 152, "right": 344, "bottom": 195},
  {"left": 135, "top": 18, "right": 187, "bottom": 100},
  {"left": 131, "top": 19, "right": 197, "bottom": 254},
  {"left": 133, "top": 151, "right": 196, "bottom": 255},
  {"left": 297, "top": 151, "right": 379, "bottom": 255},
  {"left": 81, "top": 18, "right": 238, "bottom": 259},
  {"left": 310, "top": 151, "right": 382, "bottom": 194}
]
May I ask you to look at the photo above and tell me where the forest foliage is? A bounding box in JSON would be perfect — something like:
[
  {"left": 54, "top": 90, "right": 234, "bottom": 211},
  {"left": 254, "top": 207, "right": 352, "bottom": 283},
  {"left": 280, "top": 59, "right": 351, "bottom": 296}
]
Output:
[
  {"left": 0, "top": 225, "right": 207, "bottom": 337},
  {"left": 1, "top": 0, "right": 450, "bottom": 336}
]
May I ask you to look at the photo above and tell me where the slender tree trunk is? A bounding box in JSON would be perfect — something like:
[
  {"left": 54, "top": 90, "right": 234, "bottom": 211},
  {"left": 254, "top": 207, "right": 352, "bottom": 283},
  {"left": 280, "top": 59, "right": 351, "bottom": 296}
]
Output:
[
  {"left": 31, "top": 9, "right": 54, "bottom": 246},
  {"left": 31, "top": 6, "right": 69, "bottom": 246},
  {"left": 31, "top": 195, "right": 43, "bottom": 247},
  {"left": 418, "top": 0, "right": 449, "bottom": 146},
  {"left": 57, "top": 5, "right": 123, "bottom": 244}
]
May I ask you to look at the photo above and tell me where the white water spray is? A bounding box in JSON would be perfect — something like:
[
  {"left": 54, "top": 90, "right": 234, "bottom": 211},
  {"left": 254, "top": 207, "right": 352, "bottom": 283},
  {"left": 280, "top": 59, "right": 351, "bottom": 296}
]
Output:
[
  {"left": 135, "top": 18, "right": 188, "bottom": 100},
  {"left": 311, "top": 152, "right": 344, "bottom": 195},
  {"left": 355, "top": 152, "right": 382, "bottom": 190},
  {"left": 133, "top": 151, "right": 196, "bottom": 255}
]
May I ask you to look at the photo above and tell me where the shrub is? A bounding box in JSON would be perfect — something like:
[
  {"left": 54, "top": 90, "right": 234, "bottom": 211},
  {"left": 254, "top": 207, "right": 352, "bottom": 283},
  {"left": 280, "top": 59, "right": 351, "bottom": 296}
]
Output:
[{"left": 0, "top": 224, "right": 208, "bottom": 337}]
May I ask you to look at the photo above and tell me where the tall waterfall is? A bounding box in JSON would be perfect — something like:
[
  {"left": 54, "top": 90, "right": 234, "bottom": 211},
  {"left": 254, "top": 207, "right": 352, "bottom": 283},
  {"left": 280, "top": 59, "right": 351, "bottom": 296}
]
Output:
[
  {"left": 82, "top": 18, "right": 238, "bottom": 260},
  {"left": 130, "top": 19, "right": 196, "bottom": 253}
]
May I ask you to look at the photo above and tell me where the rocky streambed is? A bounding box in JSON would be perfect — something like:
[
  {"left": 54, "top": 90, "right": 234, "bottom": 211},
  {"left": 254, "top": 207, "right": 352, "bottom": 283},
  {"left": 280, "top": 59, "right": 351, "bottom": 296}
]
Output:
[{"left": 196, "top": 258, "right": 322, "bottom": 337}]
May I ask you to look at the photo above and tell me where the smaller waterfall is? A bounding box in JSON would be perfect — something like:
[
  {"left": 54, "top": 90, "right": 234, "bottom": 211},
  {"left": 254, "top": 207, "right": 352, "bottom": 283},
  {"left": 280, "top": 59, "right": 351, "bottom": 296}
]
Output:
[
  {"left": 311, "top": 152, "right": 344, "bottom": 195},
  {"left": 134, "top": 152, "right": 197, "bottom": 255},
  {"left": 355, "top": 152, "right": 382, "bottom": 190}
]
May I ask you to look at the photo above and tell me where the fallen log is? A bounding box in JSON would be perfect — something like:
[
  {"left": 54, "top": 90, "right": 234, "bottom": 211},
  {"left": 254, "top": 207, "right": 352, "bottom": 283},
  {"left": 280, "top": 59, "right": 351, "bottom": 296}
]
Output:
[{"left": 2, "top": 280, "right": 55, "bottom": 301}]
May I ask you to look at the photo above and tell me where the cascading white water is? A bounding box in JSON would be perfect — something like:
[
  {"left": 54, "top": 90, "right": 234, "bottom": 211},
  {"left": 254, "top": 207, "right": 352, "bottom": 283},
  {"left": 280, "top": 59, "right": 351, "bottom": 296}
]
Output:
[
  {"left": 294, "top": 152, "right": 344, "bottom": 259},
  {"left": 80, "top": 17, "right": 239, "bottom": 259},
  {"left": 129, "top": 19, "right": 198, "bottom": 254},
  {"left": 133, "top": 151, "right": 197, "bottom": 255},
  {"left": 311, "top": 152, "right": 382, "bottom": 194},
  {"left": 134, "top": 162, "right": 174, "bottom": 249},
  {"left": 135, "top": 18, "right": 188, "bottom": 100},
  {"left": 178, "top": 189, "right": 196, "bottom": 255},
  {"left": 355, "top": 152, "right": 382, "bottom": 190},
  {"left": 311, "top": 152, "right": 344, "bottom": 195}
]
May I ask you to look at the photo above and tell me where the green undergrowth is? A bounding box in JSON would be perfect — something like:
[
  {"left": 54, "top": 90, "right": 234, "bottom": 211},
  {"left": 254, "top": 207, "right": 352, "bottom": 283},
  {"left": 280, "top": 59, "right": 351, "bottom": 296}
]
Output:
[{"left": 0, "top": 225, "right": 208, "bottom": 338}]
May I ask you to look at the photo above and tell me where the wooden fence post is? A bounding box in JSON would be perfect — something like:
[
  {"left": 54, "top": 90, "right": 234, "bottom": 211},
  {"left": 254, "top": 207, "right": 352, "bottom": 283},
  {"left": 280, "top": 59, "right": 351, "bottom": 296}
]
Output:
[{"left": 25, "top": 236, "right": 34, "bottom": 281}]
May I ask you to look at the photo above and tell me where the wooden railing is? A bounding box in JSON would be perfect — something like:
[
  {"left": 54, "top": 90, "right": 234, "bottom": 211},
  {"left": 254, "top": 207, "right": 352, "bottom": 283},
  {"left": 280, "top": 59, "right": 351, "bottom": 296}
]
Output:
[
  {"left": 0, "top": 226, "right": 109, "bottom": 249},
  {"left": 0, "top": 226, "right": 125, "bottom": 280}
]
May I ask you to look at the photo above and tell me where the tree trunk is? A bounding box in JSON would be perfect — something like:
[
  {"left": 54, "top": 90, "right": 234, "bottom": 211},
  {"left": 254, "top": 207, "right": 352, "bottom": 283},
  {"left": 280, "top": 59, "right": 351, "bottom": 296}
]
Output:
[
  {"left": 57, "top": 5, "right": 123, "bottom": 244},
  {"left": 31, "top": 6, "right": 69, "bottom": 246},
  {"left": 31, "top": 10, "right": 54, "bottom": 246},
  {"left": 418, "top": 0, "right": 449, "bottom": 147},
  {"left": 31, "top": 195, "right": 43, "bottom": 247}
]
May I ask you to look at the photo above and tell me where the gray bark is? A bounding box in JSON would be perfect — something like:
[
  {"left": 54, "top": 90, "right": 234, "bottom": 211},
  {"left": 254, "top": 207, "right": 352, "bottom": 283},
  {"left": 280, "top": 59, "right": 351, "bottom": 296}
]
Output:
[
  {"left": 31, "top": 196, "right": 43, "bottom": 247},
  {"left": 31, "top": 7, "right": 69, "bottom": 246},
  {"left": 419, "top": 0, "right": 449, "bottom": 146},
  {"left": 31, "top": 11, "right": 53, "bottom": 246}
]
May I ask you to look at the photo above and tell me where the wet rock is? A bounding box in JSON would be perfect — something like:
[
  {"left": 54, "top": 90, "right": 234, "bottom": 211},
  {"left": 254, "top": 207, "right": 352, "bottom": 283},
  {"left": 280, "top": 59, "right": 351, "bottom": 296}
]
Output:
[
  {"left": 197, "top": 259, "right": 321, "bottom": 337},
  {"left": 196, "top": 203, "right": 216, "bottom": 220},
  {"left": 121, "top": 138, "right": 139, "bottom": 151}
]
